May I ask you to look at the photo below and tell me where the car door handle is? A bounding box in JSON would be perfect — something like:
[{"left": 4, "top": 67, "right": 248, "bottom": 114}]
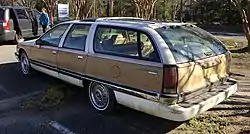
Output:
[
  {"left": 147, "top": 71, "right": 158, "bottom": 75},
  {"left": 52, "top": 51, "right": 57, "bottom": 54},
  {"left": 137, "top": 68, "right": 158, "bottom": 75},
  {"left": 77, "top": 56, "right": 84, "bottom": 59}
]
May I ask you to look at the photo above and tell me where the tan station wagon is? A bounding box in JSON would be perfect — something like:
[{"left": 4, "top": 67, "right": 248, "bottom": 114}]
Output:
[{"left": 15, "top": 17, "right": 237, "bottom": 121}]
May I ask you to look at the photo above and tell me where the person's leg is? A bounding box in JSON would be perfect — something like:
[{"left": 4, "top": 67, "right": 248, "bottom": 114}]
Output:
[
  {"left": 42, "top": 25, "right": 47, "bottom": 33},
  {"left": 42, "top": 25, "right": 45, "bottom": 33}
]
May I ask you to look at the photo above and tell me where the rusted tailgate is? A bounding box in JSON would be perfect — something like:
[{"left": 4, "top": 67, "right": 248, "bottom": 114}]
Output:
[{"left": 177, "top": 54, "right": 228, "bottom": 94}]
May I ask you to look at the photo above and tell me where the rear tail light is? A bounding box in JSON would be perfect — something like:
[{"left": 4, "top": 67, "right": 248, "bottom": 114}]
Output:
[
  {"left": 3, "top": 20, "right": 10, "bottom": 30},
  {"left": 163, "top": 66, "right": 178, "bottom": 94}
]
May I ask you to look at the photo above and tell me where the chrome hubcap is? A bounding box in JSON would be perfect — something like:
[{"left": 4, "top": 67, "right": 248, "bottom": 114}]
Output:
[
  {"left": 21, "top": 54, "right": 29, "bottom": 74},
  {"left": 90, "top": 83, "right": 109, "bottom": 110}
]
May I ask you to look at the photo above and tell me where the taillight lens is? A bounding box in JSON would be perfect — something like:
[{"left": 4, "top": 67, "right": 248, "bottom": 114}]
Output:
[
  {"left": 163, "top": 66, "right": 178, "bottom": 94},
  {"left": 3, "top": 20, "right": 10, "bottom": 30}
]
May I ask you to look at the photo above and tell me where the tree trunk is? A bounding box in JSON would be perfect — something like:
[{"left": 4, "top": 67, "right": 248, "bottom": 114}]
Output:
[
  {"left": 180, "top": 0, "right": 183, "bottom": 22},
  {"left": 110, "top": 0, "right": 114, "bottom": 16},
  {"left": 246, "top": 33, "right": 250, "bottom": 49},
  {"left": 49, "top": 8, "right": 54, "bottom": 25},
  {"left": 230, "top": 0, "right": 250, "bottom": 50}
]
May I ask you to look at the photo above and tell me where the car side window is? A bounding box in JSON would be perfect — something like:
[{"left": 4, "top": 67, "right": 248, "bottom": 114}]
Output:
[
  {"left": 63, "top": 24, "right": 91, "bottom": 51},
  {"left": 94, "top": 27, "right": 139, "bottom": 57},
  {"left": 39, "top": 24, "right": 69, "bottom": 47},
  {"left": 140, "top": 33, "right": 160, "bottom": 61},
  {"left": 15, "top": 9, "right": 29, "bottom": 19},
  {"left": 94, "top": 26, "right": 160, "bottom": 62}
]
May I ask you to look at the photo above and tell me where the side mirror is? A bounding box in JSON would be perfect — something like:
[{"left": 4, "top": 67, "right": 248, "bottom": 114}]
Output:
[{"left": 35, "top": 39, "right": 42, "bottom": 48}]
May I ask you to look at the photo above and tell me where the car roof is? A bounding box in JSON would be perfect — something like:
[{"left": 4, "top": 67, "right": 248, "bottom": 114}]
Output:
[
  {"left": 0, "top": 6, "right": 28, "bottom": 9},
  {"left": 61, "top": 17, "right": 190, "bottom": 29}
]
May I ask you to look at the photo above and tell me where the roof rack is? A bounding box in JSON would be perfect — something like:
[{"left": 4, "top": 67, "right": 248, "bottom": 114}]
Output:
[
  {"left": 79, "top": 17, "right": 170, "bottom": 28},
  {"left": 80, "top": 17, "right": 145, "bottom": 22}
]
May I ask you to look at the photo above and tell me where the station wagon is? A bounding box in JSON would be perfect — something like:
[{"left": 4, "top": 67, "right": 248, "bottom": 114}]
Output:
[{"left": 15, "top": 17, "right": 237, "bottom": 121}]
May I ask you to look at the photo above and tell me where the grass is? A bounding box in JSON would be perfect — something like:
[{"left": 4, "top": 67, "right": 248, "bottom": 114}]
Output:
[
  {"left": 217, "top": 37, "right": 248, "bottom": 50},
  {"left": 175, "top": 115, "right": 230, "bottom": 134},
  {"left": 21, "top": 84, "right": 75, "bottom": 110},
  {"left": 216, "top": 37, "right": 250, "bottom": 59}
]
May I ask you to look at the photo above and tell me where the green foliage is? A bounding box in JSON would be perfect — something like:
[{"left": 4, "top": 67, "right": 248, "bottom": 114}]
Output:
[
  {"left": 35, "top": 0, "right": 44, "bottom": 12},
  {"left": 21, "top": 84, "right": 75, "bottom": 110},
  {"left": 12, "top": 0, "right": 244, "bottom": 25},
  {"left": 218, "top": 37, "right": 248, "bottom": 49},
  {"left": 182, "top": 0, "right": 241, "bottom": 24},
  {"left": 178, "top": 115, "right": 230, "bottom": 134}
]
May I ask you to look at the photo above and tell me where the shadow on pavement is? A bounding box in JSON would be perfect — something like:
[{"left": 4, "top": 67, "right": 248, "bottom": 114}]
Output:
[
  {"left": 0, "top": 62, "right": 56, "bottom": 100},
  {"left": 46, "top": 86, "right": 184, "bottom": 134}
]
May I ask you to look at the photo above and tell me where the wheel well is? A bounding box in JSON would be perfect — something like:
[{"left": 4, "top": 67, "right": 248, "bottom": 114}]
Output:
[
  {"left": 18, "top": 48, "right": 26, "bottom": 59},
  {"left": 83, "top": 79, "right": 91, "bottom": 88}
]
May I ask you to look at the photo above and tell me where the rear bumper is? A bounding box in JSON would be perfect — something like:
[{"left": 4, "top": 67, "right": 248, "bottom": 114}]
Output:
[
  {"left": 157, "top": 78, "right": 237, "bottom": 121},
  {"left": 0, "top": 30, "right": 16, "bottom": 42},
  {"left": 114, "top": 78, "right": 237, "bottom": 121}
]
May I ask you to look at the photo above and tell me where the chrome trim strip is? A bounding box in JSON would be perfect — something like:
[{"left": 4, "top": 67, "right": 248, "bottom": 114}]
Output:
[
  {"left": 59, "top": 73, "right": 83, "bottom": 87},
  {"left": 58, "top": 48, "right": 87, "bottom": 55},
  {"left": 82, "top": 76, "right": 160, "bottom": 102},
  {"left": 30, "top": 59, "right": 162, "bottom": 101},
  {"left": 31, "top": 63, "right": 59, "bottom": 78}
]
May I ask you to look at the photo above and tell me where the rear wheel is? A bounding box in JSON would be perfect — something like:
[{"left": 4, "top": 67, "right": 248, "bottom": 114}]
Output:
[
  {"left": 88, "top": 82, "right": 116, "bottom": 112},
  {"left": 20, "top": 52, "right": 31, "bottom": 75}
]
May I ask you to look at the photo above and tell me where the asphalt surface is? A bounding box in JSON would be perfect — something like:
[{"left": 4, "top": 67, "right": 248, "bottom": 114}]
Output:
[{"left": 0, "top": 44, "right": 182, "bottom": 134}]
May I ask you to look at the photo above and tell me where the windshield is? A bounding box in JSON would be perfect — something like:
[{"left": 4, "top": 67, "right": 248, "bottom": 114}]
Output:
[
  {"left": 156, "top": 25, "right": 227, "bottom": 63},
  {"left": 0, "top": 9, "right": 4, "bottom": 20}
]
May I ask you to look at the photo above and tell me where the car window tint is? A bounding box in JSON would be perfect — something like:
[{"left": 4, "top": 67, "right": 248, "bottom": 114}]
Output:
[
  {"left": 140, "top": 33, "right": 160, "bottom": 61},
  {"left": 15, "top": 9, "right": 29, "bottom": 19},
  {"left": 94, "top": 27, "right": 139, "bottom": 57},
  {"left": 63, "top": 24, "right": 90, "bottom": 50},
  {"left": 40, "top": 24, "right": 69, "bottom": 47},
  {"left": 0, "top": 9, "right": 4, "bottom": 20}
]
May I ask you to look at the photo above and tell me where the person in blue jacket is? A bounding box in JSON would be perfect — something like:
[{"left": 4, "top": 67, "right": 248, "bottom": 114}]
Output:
[{"left": 39, "top": 8, "right": 50, "bottom": 33}]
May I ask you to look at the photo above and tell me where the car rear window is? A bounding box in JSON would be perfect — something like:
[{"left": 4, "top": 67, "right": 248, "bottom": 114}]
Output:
[
  {"left": 0, "top": 9, "right": 4, "bottom": 20},
  {"left": 156, "top": 25, "right": 227, "bottom": 63}
]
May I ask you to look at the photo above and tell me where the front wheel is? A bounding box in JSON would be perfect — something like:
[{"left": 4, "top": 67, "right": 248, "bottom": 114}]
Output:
[
  {"left": 88, "top": 82, "right": 116, "bottom": 112},
  {"left": 20, "top": 52, "right": 31, "bottom": 75}
]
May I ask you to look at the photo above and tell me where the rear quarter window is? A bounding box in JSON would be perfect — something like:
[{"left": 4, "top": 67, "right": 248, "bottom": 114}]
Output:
[{"left": 94, "top": 26, "right": 160, "bottom": 62}]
